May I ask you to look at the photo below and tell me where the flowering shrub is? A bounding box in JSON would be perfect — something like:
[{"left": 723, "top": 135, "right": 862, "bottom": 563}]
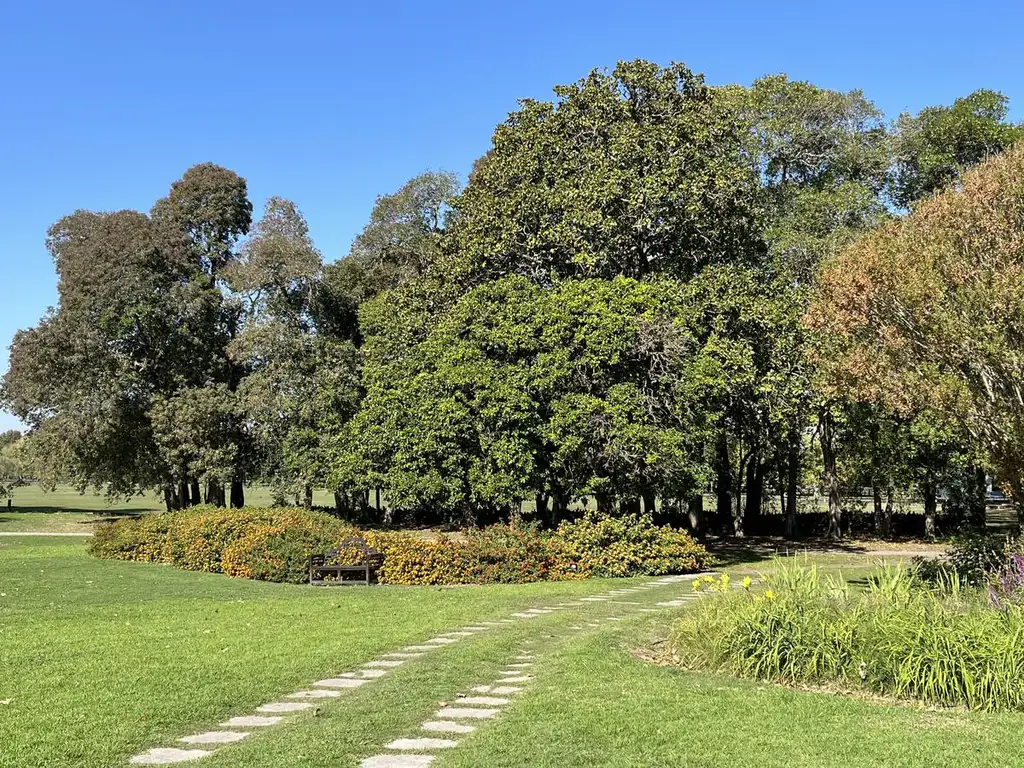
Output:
[
  {"left": 552, "top": 513, "right": 712, "bottom": 578},
  {"left": 90, "top": 507, "right": 711, "bottom": 586}
]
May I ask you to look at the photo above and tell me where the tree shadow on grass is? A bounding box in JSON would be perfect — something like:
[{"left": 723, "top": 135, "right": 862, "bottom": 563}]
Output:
[
  {"left": 0, "top": 507, "right": 150, "bottom": 518},
  {"left": 703, "top": 535, "right": 887, "bottom": 568}
]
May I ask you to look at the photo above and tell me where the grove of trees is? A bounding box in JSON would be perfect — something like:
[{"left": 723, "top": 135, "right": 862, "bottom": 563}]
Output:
[{"left": 4, "top": 60, "right": 1023, "bottom": 538}]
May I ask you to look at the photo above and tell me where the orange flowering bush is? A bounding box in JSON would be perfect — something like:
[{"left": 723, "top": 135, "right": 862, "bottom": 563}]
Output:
[{"left": 90, "top": 507, "right": 711, "bottom": 585}]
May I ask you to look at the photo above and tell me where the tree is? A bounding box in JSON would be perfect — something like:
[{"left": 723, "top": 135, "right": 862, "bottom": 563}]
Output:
[
  {"left": 316, "top": 171, "right": 460, "bottom": 344},
  {"left": 892, "top": 89, "right": 1024, "bottom": 208},
  {"left": 2, "top": 165, "right": 256, "bottom": 507},
  {"left": 445, "top": 59, "right": 762, "bottom": 285},
  {"left": 809, "top": 143, "right": 1024, "bottom": 506}
]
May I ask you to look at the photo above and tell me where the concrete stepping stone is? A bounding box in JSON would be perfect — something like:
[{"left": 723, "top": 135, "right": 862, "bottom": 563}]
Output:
[
  {"left": 425, "top": 637, "right": 457, "bottom": 644},
  {"left": 458, "top": 696, "right": 509, "bottom": 705},
  {"left": 510, "top": 612, "right": 537, "bottom": 618},
  {"left": 580, "top": 597, "right": 607, "bottom": 602},
  {"left": 361, "top": 756, "right": 435, "bottom": 768},
  {"left": 639, "top": 609, "right": 658, "bottom": 613},
  {"left": 498, "top": 619, "right": 516, "bottom": 623},
  {"left": 384, "top": 652, "right": 424, "bottom": 659},
  {"left": 611, "top": 600, "right": 641, "bottom": 605},
  {"left": 314, "top": 677, "right": 368, "bottom": 688},
  {"left": 443, "top": 631, "right": 476, "bottom": 637},
  {"left": 387, "top": 738, "right": 458, "bottom": 750},
  {"left": 657, "top": 600, "right": 685, "bottom": 607},
  {"left": 506, "top": 663, "right": 532, "bottom": 668},
  {"left": 179, "top": 731, "right": 249, "bottom": 745},
  {"left": 462, "top": 626, "right": 488, "bottom": 631},
  {"left": 496, "top": 675, "right": 532, "bottom": 683},
  {"left": 258, "top": 702, "right": 313, "bottom": 713},
  {"left": 129, "top": 748, "right": 211, "bottom": 764},
  {"left": 360, "top": 669, "right": 389, "bottom": 678},
  {"left": 287, "top": 689, "right": 340, "bottom": 699},
  {"left": 404, "top": 645, "right": 440, "bottom": 652},
  {"left": 480, "top": 621, "right": 502, "bottom": 626},
  {"left": 606, "top": 617, "right": 623, "bottom": 621},
  {"left": 436, "top": 707, "right": 499, "bottom": 719},
  {"left": 587, "top": 623, "right": 601, "bottom": 627},
  {"left": 365, "top": 659, "right": 406, "bottom": 668},
  {"left": 422, "top": 720, "right": 475, "bottom": 734},
  {"left": 491, "top": 686, "right": 523, "bottom": 695},
  {"left": 221, "top": 716, "right": 281, "bottom": 727},
  {"left": 524, "top": 609, "right": 553, "bottom": 615}
]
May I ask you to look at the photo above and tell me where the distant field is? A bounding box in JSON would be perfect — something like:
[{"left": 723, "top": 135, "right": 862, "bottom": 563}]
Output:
[{"left": 0, "top": 485, "right": 337, "bottom": 534}]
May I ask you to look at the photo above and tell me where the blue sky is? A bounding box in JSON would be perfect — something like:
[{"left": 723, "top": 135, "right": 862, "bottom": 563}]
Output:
[{"left": 1, "top": 0, "right": 1021, "bottom": 431}]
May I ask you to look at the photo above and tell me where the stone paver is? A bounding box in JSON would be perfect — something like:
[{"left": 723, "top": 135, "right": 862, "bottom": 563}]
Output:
[
  {"left": 458, "top": 696, "right": 509, "bottom": 706},
  {"left": 129, "top": 748, "right": 211, "bottom": 765},
  {"left": 506, "top": 662, "right": 533, "bottom": 668},
  {"left": 444, "top": 631, "right": 476, "bottom": 637},
  {"left": 491, "top": 686, "right": 523, "bottom": 695},
  {"left": 360, "top": 669, "right": 388, "bottom": 678},
  {"left": 425, "top": 637, "right": 457, "bottom": 644},
  {"left": 422, "top": 720, "right": 476, "bottom": 734},
  {"left": 435, "top": 707, "right": 499, "bottom": 719},
  {"left": 462, "top": 626, "right": 488, "bottom": 631},
  {"left": 496, "top": 675, "right": 532, "bottom": 683},
  {"left": 179, "top": 731, "right": 249, "bottom": 745},
  {"left": 384, "top": 652, "right": 424, "bottom": 658},
  {"left": 287, "top": 689, "right": 340, "bottom": 699},
  {"left": 361, "top": 755, "right": 435, "bottom": 768},
  {"left": 314, "top": 677, "right": 368, "bottom": 688},
  {"left": 404, "top": 645, "right": 441, "bottom": 651},
  {"left": 510, "top": 612, "right": 537, "bottom": 618},
  {"left": 258, "top": 702, "right": 313, "bottom": 713},
  {"left": 365, "top": 659, "right": 405, "bottom": 668},
  {"left": 221, "top": 716, "right": 281, "bottom": 727},
  {"left": 387, "top": 738, "right": 458, "bottom": 750}
]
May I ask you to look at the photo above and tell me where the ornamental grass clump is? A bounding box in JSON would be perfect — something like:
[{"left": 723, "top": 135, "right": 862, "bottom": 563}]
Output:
[{"left": 673, "top": 558, "right": 1024, "bottom": 711}]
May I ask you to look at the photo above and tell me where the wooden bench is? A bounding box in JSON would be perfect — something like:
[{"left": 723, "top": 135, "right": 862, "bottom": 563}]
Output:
[{"left": 309, "top": 537, "right": 384, "bottom": 586}]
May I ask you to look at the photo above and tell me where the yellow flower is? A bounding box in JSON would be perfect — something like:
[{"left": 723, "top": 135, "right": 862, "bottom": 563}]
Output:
[
  {"left": 741, "top": 576, "right": 752, "bottom": 590},
  {"left": 720, "top": 574, "right": 730, "bottom": 589},
  {"left": 692, "top": 579, "right": 701, "bottom": 592},
  {"left": 763, "top": 589, "right": 776, "bottom": 600}
]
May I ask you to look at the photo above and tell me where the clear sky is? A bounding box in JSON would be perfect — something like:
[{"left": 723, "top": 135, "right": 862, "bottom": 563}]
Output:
[{"left": 1, "top": 0, "right": 1021, "bottom": 431}]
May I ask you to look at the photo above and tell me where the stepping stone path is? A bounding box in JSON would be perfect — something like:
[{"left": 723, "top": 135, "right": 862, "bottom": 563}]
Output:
[{"left": 128, "top": 573, "right": 726, "bottom": 765}]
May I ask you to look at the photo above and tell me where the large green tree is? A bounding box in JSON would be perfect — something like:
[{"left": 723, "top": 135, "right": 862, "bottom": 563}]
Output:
[
  {"left": 445, "top": 59, "right": 762, "bottom": 285},
  {"left": 892, "top": 89, "right": 1024, "bottom": 208}
]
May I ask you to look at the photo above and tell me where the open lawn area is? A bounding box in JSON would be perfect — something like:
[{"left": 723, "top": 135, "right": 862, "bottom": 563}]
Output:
[
  {"left": 1, "top": 536, "right": 1019, "bottom": 767},
  {"left": 0, "top": 485, "right": 338, "bottom": 534}
]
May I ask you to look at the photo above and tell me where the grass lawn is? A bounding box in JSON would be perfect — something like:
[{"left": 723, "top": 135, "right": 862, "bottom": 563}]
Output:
[
  {"left": 2, "top": 537, "right": 1015, "bottom": 768},
  {"left": 0, "top": 484, "right": 339, "bottom": 534}
]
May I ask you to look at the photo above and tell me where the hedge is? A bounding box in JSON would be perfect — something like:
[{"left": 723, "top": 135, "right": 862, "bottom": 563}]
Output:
[{"left": 88, "top": 506, "right": 712, "bottom": 585}]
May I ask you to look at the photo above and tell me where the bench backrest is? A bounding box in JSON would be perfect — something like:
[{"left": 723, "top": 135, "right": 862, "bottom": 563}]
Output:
[{"left": 310, "top": 537, "right": 384, "bottom": 568}]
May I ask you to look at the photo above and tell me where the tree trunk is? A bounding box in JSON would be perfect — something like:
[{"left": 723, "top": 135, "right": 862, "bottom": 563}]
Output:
[
  {"left": 552, "top": 492, "right": 570, "bottom": 526},
  {"left": 821, "top": 409, "right": 842, "bottom": 539},
  {"left": 687, "top": 493, "right": 704, "bottom": 536},
  {"left": 178, "top": 479, "right": 191, "bottom": 509},
  {"left": 334, "top": 490, "right": 346, "bottom": 516},
  {"left": 923, "top": 477, "right": 937, "bottom": 540},
  {"left": 715, "top": 433, "right": 731, "bottom": 535},
  {"left": 596, "top": 491, "right": 614, "bottom": 515},
  {"left": 872, "top": 481, "right": 884, "bottom": 535},
  {"left": 230, "top": 479, "right": 244, "bottom": 509},
  {"left": 535, "top": 492, "right": 550, "bottom": 522},
  {"left": 971, "top": 464, "right": 988, "bottom": 531},
  {"left": 785, "top": 423, "right": 800, "bottom": 537},
  {"left": 745, "top": 457, "right": 764, "bottom": 534},
  {"left": 303, "top": 485, "right": 313, "bottom": 509},
  {"left": 883, "top": 487, "right": 894, "bottom": 537},
  {"left": 163, "top": 486, "right": 175, "bottom": 512},
  {"left": 190, "top": 478, "right": 201, "bottom": 507}
]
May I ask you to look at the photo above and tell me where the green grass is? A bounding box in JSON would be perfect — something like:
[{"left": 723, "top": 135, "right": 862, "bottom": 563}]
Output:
[
  {"left": 0, "top": 484, "right": 339, "bottom": 534},
  {"left": 3, "top": 539, "right": 1018, "bottom": 768}
]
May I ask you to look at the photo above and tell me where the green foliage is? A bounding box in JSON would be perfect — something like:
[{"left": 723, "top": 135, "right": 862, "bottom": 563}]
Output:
[
  {"left": 446, "top": 59, "right": 761, "bottom": 285},
  {"left": 893, "top": 89, "right": 1024, "bottom": 208},
  {"left": 675, "top": 560, "right": 1024, "bottom": 711}
]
